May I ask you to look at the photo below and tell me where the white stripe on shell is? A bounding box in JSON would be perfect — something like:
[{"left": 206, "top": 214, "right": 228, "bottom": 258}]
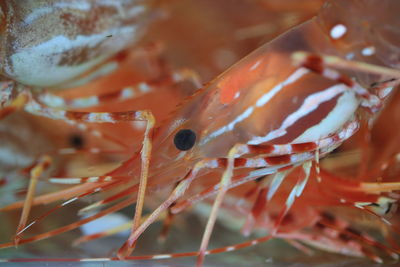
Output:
[
  {"left": 248, "top": 84, "right": 354, "bottom": 145},
  {"left": 256, "top": 68, "right": 309, "bottom": 107},
  {"left": 200, "top": 106, "right": 254, "bottom": 146},
  {"left": 201, "top": 68, "right": 309, "bottom": 146},
  {"left": 293, "top": 89, "right": 359, "bottom": 143}
]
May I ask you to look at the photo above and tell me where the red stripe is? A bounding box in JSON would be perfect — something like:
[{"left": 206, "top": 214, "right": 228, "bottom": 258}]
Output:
[
  {"left": 234, "top": 158, "right": 247, "bottom": 167},
  {"left": 66, "top": 111, "right": 86, "bottom": 120},
  {"left": 217, "top": 158, "right": 227, "bottom": 168},
  {"left": 98, "top": 90, "right": 123, "bottom": 102},
  {"left": 338, "top": 75, "right": 354, "bottom": 87},
  {"left": 264, "top": 155, "right": 291, "bottom": 165},
  {"left": 248, "top": 145, "right": 275, "bottom": 154},
  {"left": 291, "top": 142, "right": 317, "bottom": 153},
  {"left": 277, "top": 165, "right": 293, "bottom": 172},
  {"left": 303, "top": 55, "right": 323, "bottom": 74}
]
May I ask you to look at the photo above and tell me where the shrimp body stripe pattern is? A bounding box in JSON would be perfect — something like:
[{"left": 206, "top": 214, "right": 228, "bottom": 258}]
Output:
[
  {"left": 201, "top": 64, "right": 363, "bottom": 154},
  {"left": 202, "top": 67, "right": 310, "bottom": 145}
]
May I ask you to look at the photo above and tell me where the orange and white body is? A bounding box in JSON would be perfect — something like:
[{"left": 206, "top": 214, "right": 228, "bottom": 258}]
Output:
[{"left": 1, "top": 0, "right": 400, "bottom": 265}]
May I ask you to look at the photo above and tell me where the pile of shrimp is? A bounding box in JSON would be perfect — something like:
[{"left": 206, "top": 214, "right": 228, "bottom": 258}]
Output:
[{"left": 1, "top": 0, "right": 400, "bottom": 266}]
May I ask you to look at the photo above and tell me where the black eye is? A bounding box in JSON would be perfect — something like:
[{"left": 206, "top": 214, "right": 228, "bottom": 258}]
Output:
[
  {"left": 69, "top": 134, "right": 84, "bottom": 149},
  {"left": 174, "top": 129, "right": 196, "bottom": 151}
]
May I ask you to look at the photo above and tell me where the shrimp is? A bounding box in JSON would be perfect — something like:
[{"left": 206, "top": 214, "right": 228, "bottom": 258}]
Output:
[
  {"left": 0, "top": 0, "right": 156, "bottom": 88},
  {"left": 0, "top": 0, "right": 200, "bottom": 119},
  {"left": 0, "top": 0, "right": 153, "bottom": 145},
  {"left": 1, "top": 0, "right": 400, "bottom": 265}
]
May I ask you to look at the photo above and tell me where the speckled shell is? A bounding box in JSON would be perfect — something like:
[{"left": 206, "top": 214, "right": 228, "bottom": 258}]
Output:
[{"left": 0, "top": 0, "right": 155, "bottom": 88}]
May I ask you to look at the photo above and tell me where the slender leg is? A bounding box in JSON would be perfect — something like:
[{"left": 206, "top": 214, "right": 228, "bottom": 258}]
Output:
[
  {"left": 241, "top": 178, "right": 269, "bottom": 236},
  {"left": 1, "top": 227, "right": 394, "bottom": 263},
  {"left": 197, "top": 160, "right": 312, "bottom": 265},
  {"left": 44, "top": 112, "right": 152, "bottom": 254},
  {"left": 232, "top": 119, "right": 358, "bottom": 157},
  {"left": 292, "top": 51, "right": 400, "bottom": 79},
  {"left": 117, "top": 161, "right": 208, "bottom": 258},
  {"left": 24, "top": 96, "right": 152, "bottom": 124},
  {"left": 10, "top": 178, "right": 126, "bottom": 238},
  {"left": 172, "top": 121, "right": 357, "bottom": 215},
  {"left": 271, "top": 161, "right": 312, "bottom": 234},
  {"left": 319, "top": 214, "right": 398, "bottom": 261},
  {"left": 197, "top": 145, "right": 239, "bottom": 266},
  {"left": 6, "top": 104, "right": 156, "bottom": 249},
  {"left": 36, "top": 107, "right": 157, "bottom": 259},
  {"left": 171, "top": 165, "right": 286, "bottom": 214},
  {"left": 1, "top": 126, "right": 359, "bottom": 254},
  {"left": 116, "top": 151, "right": 292, "bottom": 258},
  {"left": 158, "top": 185, "right": 180, "bottom": 242},
  {"left": 195, "top": 144, "right": 317, "bottom": 265},
  {"left": 127, "top": 111, "right": 154, "bottom": 252},
  {"left": 20, "top": 94, "right": 130, "bottom": 149},
  {"left": 292, "top": 51, "right": 400, "bottom": 115},
  {"left": 14, "top": 155, "right": 52, "bottom": 245},
  {"left": 36, "top": 67, "right": 201, "bottom": 110},
  {"left": 0, "top": 196, "right": 138, "bottom": 249}
]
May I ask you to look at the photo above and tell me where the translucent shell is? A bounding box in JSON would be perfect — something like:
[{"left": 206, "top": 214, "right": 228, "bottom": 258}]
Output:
[
  {"left": 1, "top": 1, "right": 400, "bottom": 265},
  {"left": 158, "top": 20, "right": 359, "bottom": 159},
  {"left": 0, "top": 0, "right": 155, "bottom": 88}
]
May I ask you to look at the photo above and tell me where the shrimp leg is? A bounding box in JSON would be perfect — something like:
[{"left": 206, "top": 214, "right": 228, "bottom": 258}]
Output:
[
  {"left": 292, "top": 52, "right": 400, "bottom": 112},
  {"left": 196, "top": 152, "right": 312, "bottom": 265},
  {"left": 118, "top": 140, "right": 336, "bottom": 262},
  {"left": 197, "top": 145, "right": 239, "bottom": 266},
  {"left": 116, "top": 156, "right": 286, "bottom": 258},
  {"left": 19, "top": 105, "right": 155, "bottom": 255},
  {"left": 14, "top": 155, "right": 52, "bottom": 245},
  {"left": 270, "top": 161, "right": 312, "bottom": 234},
  {"left": 36, "top": 68, "right": 201, "bottom": 109},
  {"left": 293, "top": 51, "right": 400, "bottom": 79},
  {"left": 1, "top": 87, "right": 133, "bottom": 150},
  {"left": 117, "top": 160, "right": 210, "bottom": 258},
  {"left": 172, "top": 119, "right": 358, "bottom": 214}
]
